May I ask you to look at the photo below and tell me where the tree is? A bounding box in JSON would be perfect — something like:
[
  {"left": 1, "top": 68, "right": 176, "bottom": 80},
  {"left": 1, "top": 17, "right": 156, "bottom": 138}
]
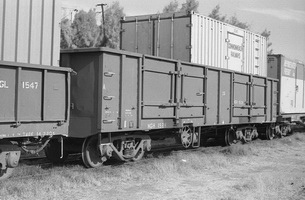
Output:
[
  {"left": 208, "top": 5, "right": 250, "bottom": 30},
  {"left": 227, "top": 14, "right": 250, "bottom": 30},
  {"left": 163, "top": 0, "right": 199, "bottom": 13},
  {"left": 71, "top": 9, "right": 99, "bottom": 48},
  {"left": 98, "top": 1, "right": 125, "bottom": 49},
  {"left": 208, "top": 4, "right": 226, "bottom": 22},
  {"left": 60, "top": 19, "right": 74, "bottom": 49},
  {"left": 261, "top": 29, "right": 273, "bottom": 54},
  {"left": 163, "top": 0, "right": 179, "bottom": 13},
  {"left": 180, "top": 0, "right": 199, "bottom": 13}
]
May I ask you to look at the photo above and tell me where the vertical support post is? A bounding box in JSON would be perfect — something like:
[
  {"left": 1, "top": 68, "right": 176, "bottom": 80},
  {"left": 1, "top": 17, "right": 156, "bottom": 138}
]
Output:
[
  {"left": 15, "top": 67, "right": 21, "bottom": 124},
  {"left": 42, "top": 69, "right": 47, "bottom": 121},
  {"left": 137, "top": 56, "right": 142, "bottom": 129},
  {"left": 204, "top": 67, "right": 208, "bottom": 124},
  {"left": 118, "top": 54, "right": 125, "bottom": 129}
]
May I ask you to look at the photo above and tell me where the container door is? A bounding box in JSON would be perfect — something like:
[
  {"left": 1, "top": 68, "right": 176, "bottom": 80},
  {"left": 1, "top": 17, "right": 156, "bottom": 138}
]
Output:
[
  {"left": 280, "top": 58, "right": 297, "bottom": 114},
  {"left": 295, "top": 63, "right": 304, "bottom": 112},
  {"left": 226, "top": 32, "right": 244, "bottom": 72},
  {"left": 233, "top": 74, "right": 250, "bottom": 118},
  {"left": 252, "top": 77, "right": 266, "bottom": 121},
  {"left": 142, "top": 57, "right": 176, "bottom": 119},
  {"left": 154, "top": 17, "right": 191, "bottom": 62},
  {"left": 121, "top": 20, "right": 153, "bottom": 55},
  {"left": 179, "top": 63, "right": 205, "bottom": 118},
  {"left": 102, "top": 54, "right": 121, "bottom": 131},
  {"left": 219, "top": 72, "right": 231, "bottom": 124},
  {"left": 206, "top": 69, "right": 219, "bottom": 124}
]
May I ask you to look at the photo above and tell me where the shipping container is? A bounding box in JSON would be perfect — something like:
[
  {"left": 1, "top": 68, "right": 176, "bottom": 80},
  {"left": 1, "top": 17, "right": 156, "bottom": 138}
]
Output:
[
  {"left": 0, "top": 60, "right": 71, "bottom": 139},
  {"left": 121, "top": 11, "right": 267, "bottom": 76},
  {"left": 267, "top": 54, "right": 305, "bottom": 121},
  {"left": 0, "top": 0, "right": 61, "bottom": 66},
  {"left": 60, "top": 48, "right": 277, "bottom": 138}
]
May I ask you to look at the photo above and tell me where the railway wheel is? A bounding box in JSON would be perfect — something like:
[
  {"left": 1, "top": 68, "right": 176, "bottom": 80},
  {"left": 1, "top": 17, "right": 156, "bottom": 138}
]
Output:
[
  {"left": 0, "top": 141, "right": 21, "bottom": 180},
  {"left": 224, "top": 128, "right": 237, "bottom": 146},
  {"left": 180, "top": 126, "right": 192, "bottom": 148},
  {"left": 131, "top": 148, "right": 144, "bottom": 161},
  {"left": 265, "top": 126, "right": 275, "bottom": 140},
  {"left": 82, "top": 135, "right": 104, "bottom": 168},
  {"left": 0, "top": 167, "right": 14, "bottom": 181},
  {"left": 45, "top": 139, "right": 68, "bottom": 163}
]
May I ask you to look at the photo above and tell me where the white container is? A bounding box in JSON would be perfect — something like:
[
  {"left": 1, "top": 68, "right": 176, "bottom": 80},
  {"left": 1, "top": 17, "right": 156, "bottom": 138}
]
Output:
[
  {"left": 121, "top": 11, "right": 267, "bottom": 76},
  {"left": 0, "top": 0, "right": 61, "bottom": 66},
  {"left": 268, "top": 54, "right": 305, "bottom": 115}
]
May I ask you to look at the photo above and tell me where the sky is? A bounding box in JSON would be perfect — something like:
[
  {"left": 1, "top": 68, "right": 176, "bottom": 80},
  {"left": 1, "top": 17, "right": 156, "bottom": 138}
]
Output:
[{"left": 62, "top": 0, "right": 305, "bottom": 63}]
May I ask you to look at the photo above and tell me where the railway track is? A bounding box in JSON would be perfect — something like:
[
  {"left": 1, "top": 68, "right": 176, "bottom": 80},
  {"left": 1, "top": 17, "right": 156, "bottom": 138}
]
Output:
[{"left": 10, "top": 139, "right": 221, "bottom": 180}]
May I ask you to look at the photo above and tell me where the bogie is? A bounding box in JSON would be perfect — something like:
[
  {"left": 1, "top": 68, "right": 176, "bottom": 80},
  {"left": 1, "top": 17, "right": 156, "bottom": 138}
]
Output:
[{"left": 81, "top": 134, "right": 151, "bottom": 168}]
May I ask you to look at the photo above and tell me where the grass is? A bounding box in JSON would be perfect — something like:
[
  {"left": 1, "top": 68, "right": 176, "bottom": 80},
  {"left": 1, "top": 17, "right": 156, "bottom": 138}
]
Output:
[{"left": 1, "top": 132, "right": 305, "bottom": 199}]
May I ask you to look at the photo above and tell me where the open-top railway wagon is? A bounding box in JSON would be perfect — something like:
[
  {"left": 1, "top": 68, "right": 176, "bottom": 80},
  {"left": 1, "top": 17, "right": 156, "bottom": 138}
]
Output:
[
  {"left": 54, "top": 47, "right": 279, "bottom": 168},
  {"left": 0, "top": 61, "right": 71, "bottom": 180}
]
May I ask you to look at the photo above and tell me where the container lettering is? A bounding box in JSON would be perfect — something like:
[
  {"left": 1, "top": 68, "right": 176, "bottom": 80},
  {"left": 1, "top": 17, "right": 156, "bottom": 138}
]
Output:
[{"left": 0, "top": 80, "right": 9, "bottom": 88}]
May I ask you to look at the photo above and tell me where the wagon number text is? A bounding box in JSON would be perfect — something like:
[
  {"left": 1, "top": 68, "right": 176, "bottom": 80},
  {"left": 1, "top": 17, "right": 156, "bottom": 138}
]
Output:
[{"left": 22, "top": 81, "right": 39, "bottom": 89}]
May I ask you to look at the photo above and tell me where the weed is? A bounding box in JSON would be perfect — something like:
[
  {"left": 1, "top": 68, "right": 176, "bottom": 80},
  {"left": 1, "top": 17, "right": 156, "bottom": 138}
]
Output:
[{"left": 220, "top": 144, "right": 253, "bottom": 156}]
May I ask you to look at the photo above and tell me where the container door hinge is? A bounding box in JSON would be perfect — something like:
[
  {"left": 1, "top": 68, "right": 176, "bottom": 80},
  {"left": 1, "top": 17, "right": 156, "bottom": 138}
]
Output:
[
  {"left": 186, "top": 45, "right": 192, "bottom": 49},
  {"left": 186, "top": 23, "right": 193, "bottom": 27}
]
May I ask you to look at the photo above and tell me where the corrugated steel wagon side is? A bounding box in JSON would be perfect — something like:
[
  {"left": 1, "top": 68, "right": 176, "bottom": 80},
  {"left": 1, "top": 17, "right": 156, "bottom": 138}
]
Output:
[
  {"left": 0, "top": 61, "right": 71, "bottom": 180},
  {"left": 60, "top": 47, "right": 278, "bottom": 168}
]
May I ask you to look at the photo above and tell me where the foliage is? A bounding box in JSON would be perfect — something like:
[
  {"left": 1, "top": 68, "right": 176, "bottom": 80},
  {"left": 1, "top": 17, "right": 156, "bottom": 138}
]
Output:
[
  {"left": 180, "top": 0, "right": 199, "bottom": 13},
  {"left": 60, "top": 19, "right": 74, "bottom": 49},
  {"left": 261, "top": 29, "right": 273, "bottom": 54},
  {"left": 99, "top": 1, "right": 125, "bottom": 49},
  {"left": 163, "top": 0, "right": 179, "bottom": 13},
  {"left": 208, "top": 4, "right": 250, "bottom": 30},
  {"left": 163, "top": 0, "right": 199, "bottom": 13},
  {"left": 208, "top": 4, "right": 226, "bottom": 22},
  {"left": 227, "top": 15, "right": 251, "bottom": 30},
  {"left": 71, "top": 9, "right": 99, "bottom": 48}
]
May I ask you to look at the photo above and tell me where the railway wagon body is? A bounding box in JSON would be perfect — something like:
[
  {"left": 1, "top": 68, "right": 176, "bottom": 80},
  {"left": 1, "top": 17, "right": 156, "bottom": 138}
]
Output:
[
  {"left": 120, "top": 11, "right": 267, "bottom": 76},
  {"left": 267, "top": 55, "right": 305, "bottom": 131},
  {"left": 60, "top": 47, "right": 278, "bottom": 167},
  {"left": 0, "top": 61, "right": 71, "bottom": 180}
]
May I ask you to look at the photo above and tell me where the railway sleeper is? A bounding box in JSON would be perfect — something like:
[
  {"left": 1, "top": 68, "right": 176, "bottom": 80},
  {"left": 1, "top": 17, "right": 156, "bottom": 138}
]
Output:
[{"left": 82, "top": 134, "right": 151, "bottom": 168}]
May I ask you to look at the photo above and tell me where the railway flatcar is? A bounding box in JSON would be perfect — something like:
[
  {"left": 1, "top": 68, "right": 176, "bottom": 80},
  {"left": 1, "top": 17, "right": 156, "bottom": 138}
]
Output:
[
  {"left": 54, "top": 47, "right": 278, "bottom": 168},
  {"left": 268, "top": 54, "right": 305, "bottom": 135}
]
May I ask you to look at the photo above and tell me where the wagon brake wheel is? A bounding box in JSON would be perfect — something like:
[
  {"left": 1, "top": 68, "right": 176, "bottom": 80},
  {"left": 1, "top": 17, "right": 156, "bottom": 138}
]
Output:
[
  {"left": 181, "top": 126, "right": 192, "bottom": 148},
  {"left": 82, "top": 135, "right": 104, "bottom": 168}
]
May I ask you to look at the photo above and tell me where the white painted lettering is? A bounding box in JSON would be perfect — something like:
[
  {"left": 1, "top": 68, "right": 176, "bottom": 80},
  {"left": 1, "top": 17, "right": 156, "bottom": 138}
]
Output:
[{"left": 0, "top": 80, "right": 9, "bottom": 88}]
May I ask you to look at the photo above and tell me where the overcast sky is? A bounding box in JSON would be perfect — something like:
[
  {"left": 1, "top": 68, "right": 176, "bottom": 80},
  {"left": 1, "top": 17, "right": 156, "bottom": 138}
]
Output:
[{"left": 62, "top": 0, "right": 305, "bottom": 63}]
